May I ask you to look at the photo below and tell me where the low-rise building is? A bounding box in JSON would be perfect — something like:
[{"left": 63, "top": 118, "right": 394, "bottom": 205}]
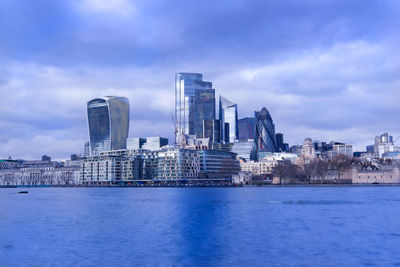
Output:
[{"left": 352, "top": 165, "right": 400, "bottom": 184}]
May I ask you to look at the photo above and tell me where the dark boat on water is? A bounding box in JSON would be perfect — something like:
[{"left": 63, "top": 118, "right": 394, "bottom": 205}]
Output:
[{"left": 18, "top": 191, "right": 28, "bottom": 194}]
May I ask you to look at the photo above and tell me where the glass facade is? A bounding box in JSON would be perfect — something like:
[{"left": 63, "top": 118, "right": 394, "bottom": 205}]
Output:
[
  {"left": 203, "top": 119, "right": 220, "bottom": 143},
  {"left": 219, "top": 96, "right": 238, "bottom": 143},
  {"left": 275, "top": 133, "right": 284, "bottom": 152},
  {"left": 238, "top": 117, "right": 256, "bottom": 141},
  {"left": 254, "top": 107, "right": 277, "bottom": 152},
  {"left": 87, "top": 96, "right": 130, "bottom": 156},
  {"left": 198, "top": 149, "right": 240, "bottom": 178},
  {"left": 193, "top": 89, "right": 215, "bottom": 138},
  {"left": 142, "top": 137, "right": 169, "bottom": 151},
  {"left": 127, "top": 138, "right": 146, "bottom": 150},
  {"left": 175, "top": 73, "right": 213, "bottom": 143},
  {"left": 231, "top": 140, "right": 257, "bottom": 161}
]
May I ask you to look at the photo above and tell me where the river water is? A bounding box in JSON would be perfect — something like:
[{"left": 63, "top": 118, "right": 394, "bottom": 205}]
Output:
[{"left": 1, "top": 186, "right": 399, "bottom": 266}]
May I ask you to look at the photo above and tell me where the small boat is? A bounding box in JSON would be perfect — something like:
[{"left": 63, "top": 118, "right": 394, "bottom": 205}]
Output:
[{"left": 18, "top": 191, "right": 28, "bottom": 194}]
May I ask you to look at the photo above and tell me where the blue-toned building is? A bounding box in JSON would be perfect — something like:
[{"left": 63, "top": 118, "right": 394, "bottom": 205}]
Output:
[
  {"left": 238, "top": 117, "right": 256, "bottom": 141},
  {"left": 219, "top": 96, "right": 238, "bottom": 143},
  {"left": 87, "top": 96, "right": 130, "bottom": 156},
  {"left": 175, "top": 73, "right": 214, "bottom": 143},
  {"left": 254, "top": 107, "right": 277, "bottom": 153},
  {"left": 231, "top": 140, "right": 257, "bottom": 162},
  {"left": 193, "top": 89, "right": 216, "bottom": 138},
  {"left": 198, "top": 149, "right": 240, "bottom": 179}
]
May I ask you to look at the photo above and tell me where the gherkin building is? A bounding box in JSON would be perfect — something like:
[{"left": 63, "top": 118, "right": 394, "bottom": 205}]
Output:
[{"left": 254, "top": 107, "right": 277, "bottom": 152}]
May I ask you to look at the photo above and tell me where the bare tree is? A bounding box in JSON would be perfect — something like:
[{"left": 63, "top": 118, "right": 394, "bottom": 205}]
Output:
[
  {"left": 315, "top": 160, "right": 329, "bottom": 183},
  {"left": 59, "top": 171, "right": 74, "bottom": 185},
  {"left": 330, "top": 154, "right": 352, "bottom": 182},
  {"left": 272, "top": 160, "right": 301, "bottom": 184}
]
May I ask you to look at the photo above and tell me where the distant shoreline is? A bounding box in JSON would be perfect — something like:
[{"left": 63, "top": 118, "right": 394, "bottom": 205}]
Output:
[{"left": 1, "top": 184, "right": 400, "bottom": 188}]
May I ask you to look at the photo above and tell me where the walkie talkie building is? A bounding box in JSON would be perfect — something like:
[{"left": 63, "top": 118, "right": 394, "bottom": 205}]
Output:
[{"left": 87, "top": 96, "right": 130, "bottom": 156}]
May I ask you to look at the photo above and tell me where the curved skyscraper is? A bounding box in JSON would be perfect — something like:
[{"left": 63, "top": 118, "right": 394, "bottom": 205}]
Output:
[
  {"left": 87, "top": 96, "right": 130, "bottom": 156},
  {"left": 254, "top": 107, "right": 277, "bottom": 152}
]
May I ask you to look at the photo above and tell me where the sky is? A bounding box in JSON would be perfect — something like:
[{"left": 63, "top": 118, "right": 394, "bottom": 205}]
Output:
[{"left": 0, "top": 0, "right": 400, "bottom": 160}]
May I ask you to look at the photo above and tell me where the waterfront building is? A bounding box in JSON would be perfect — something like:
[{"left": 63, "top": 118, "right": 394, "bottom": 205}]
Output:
[
  {"left": 238, "top": 117, "right": 256, "bottom": 141},
  {"left": 80, "top": 154, "right": 123, "bottom": 183},
  {"left": 156, "top": 148, "right": 200, "bottom": 180},
  {"left": 0, "top": 159, "right": 19, "bottom": 169},
  {"left": 198, "top": 149, "right": 240, "bottom": 179},
  {"left": 231, "top": 139, "right": 257, "bottom": 161},
  {"left": 219, "top": 96, "right": 238, "bottom": 143},
  {"left": 352, "top": 165, "right": 400, "bottom": 184},
  {"left": 240, "top": 158, "right": 279, "bottom": 177},
  {"left": 232, "top": 171, "right": 253, "bottom": 185},
  {"left": 175, "top": 73, "right": 214, "bottom": 143},
  {"left": 254, "top": 107, "right": 277, "bottom": 153},
  {"left": 0, "top": 164, "right": 80, "bottom": 186},
  {"left": 79, "top": 146, "right": 241, "bottom": 184},
  {"left": 87, "top": 96, "right": 130, "bottom": 156}
]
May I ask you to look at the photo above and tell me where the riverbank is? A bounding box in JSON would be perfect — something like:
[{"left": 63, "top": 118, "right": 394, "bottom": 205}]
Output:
[{"left": 2, "top": 183, "right": 400, "bottom": 188}]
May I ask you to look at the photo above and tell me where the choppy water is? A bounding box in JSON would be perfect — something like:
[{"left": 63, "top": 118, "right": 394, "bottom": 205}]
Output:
[{"left": 1, "top": 186, "right": 399, "bottom": 266}]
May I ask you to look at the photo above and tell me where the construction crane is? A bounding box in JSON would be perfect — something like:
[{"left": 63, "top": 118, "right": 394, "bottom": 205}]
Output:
[{"left": 171, "top": 113, "right": 178, "bottom": 145}]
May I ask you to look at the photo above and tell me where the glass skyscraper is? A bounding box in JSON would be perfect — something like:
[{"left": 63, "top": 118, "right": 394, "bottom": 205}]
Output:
[
  {"left": 219, "top": 96, "right": 238, "bottom": 143},
  {"left": 87, "top": 96, "right": 130, "bottom": 155},
  {"left": 193, "top": 89, "right": 216, "bottom": 138},
  {"left": 238, "top": 117, "right": 256, "bottom": 141},
  {"left": 175, "top": 73, "right": 214, "bottom": 143},
  {"left": 254, "top": 107, "right": 277, "bottom": 152}
]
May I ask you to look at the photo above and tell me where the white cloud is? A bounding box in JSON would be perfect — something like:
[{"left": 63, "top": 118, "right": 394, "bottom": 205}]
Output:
[{"left": 77, "top": 0, "right": 137, "bottom": 17}]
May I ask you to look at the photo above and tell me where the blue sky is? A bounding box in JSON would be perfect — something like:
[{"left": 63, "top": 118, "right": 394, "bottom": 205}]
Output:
[{"left": 0, "top": 0, "right": 400, "bottom": 159}]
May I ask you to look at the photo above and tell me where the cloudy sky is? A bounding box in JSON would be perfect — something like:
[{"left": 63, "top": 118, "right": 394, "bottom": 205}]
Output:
[{"left": 1, "top": 0, "right": 399, "bottom": 160}]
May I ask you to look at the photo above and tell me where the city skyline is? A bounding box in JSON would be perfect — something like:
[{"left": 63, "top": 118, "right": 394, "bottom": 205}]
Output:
[{"left": 1, "top": 0, "right": 400, "bottom": 159}]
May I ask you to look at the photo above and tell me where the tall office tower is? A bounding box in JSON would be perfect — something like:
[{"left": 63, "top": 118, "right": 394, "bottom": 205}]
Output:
[
  {"left": 275, "top": 133, "right": 284, "bottom": 152},
  {"left": 374, "top": 132, "right": 394, "bottom": 156},
  {"left": 238, "top": 117, "right": 256, "bottom": 140},
  {"left": 254, "top": 107, "right": 277, "bottom": 152},
  {"left": 175, "top": 73, "right": 214, "bottom": 143},
  {"left": 203, "top": 119, "right": 221, "bottom": 143},
  {"left": 87, "top": 96, "right": 130, "bottom": 156},
  {"left": 193, "top": 89, "right": 216, "bottom": 138},
  {"left": 219, "top": 96, "right": 238, "bottom": 143}
]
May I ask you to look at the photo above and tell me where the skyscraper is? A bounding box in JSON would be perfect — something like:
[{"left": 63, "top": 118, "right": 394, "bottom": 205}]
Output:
[
  {"left": 238, "top": 117, "right": 256, "bottom": 140},
  {"left": 219, "top": 96, "right": 238, "bottom": 143},
  {"left": 193, "top": 89, "right": 216, "bottom": 138},
  {"left": 175, "top": 73, "right": 214, "bottom": 142},
  {"left": 275, "top": 133, "right": 284, "bottom": 152},
  {"left": 87, "top": 96, "right": 130, "bottom": 156},
  {"left": 254, "top": 107, "right": 277, "bottom": 152}
]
